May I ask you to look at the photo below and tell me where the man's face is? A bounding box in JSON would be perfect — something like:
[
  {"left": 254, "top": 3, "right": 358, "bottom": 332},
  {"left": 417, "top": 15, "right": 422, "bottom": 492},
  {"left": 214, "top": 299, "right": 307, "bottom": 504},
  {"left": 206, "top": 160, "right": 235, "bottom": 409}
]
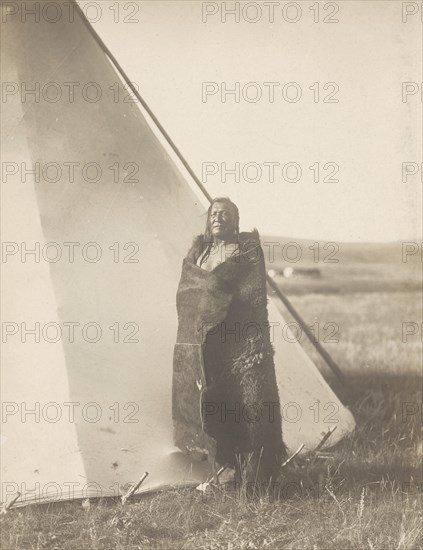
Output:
[{"left": 209, "top": 202, "right": 237, "bottom": 240}]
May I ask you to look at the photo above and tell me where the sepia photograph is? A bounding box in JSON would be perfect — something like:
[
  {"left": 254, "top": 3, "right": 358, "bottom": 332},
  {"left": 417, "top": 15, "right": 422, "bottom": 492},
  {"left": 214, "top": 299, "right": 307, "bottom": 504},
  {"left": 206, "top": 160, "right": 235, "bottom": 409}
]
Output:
[{"left": 1, "top": 0, "right": 422, "bottom": 548}]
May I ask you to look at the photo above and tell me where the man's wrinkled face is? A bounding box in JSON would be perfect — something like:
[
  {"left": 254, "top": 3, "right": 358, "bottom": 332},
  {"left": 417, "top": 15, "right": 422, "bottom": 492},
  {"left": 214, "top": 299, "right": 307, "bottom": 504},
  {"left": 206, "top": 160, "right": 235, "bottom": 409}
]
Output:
[{"left": 209, "top": 202, "right": 237, "bottom": 240}]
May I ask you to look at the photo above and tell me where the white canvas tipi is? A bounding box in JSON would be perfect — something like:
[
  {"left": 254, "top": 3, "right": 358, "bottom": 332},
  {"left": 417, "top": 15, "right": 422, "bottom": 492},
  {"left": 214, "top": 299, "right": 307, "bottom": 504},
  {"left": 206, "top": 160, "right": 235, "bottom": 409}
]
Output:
[{"left": 0, "top": 1, "right": 355, "bottom": 506}]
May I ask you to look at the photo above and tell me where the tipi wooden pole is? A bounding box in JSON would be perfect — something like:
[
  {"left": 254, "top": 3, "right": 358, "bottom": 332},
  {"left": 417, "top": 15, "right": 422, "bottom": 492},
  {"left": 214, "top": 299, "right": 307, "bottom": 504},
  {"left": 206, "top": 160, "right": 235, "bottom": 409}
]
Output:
[
  {"left": 74, "top": 1, "right": 345, "bottom": 384},
  {"left": 267, "top": 277, "right": 345, "bottom": 382}
]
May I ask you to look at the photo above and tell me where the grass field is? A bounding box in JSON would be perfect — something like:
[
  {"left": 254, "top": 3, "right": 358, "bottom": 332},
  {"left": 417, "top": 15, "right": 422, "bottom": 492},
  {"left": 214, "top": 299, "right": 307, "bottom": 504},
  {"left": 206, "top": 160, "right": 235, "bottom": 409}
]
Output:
[{"left": 2, "top": 272, "right": 422, "bottom": 548}]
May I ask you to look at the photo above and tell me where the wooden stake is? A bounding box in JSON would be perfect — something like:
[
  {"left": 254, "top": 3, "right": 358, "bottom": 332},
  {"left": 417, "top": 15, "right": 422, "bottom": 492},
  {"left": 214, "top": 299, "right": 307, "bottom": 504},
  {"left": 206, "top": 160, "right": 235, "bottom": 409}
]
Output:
[
  {"left": 196, "top": 464, "right": 228, "bottom": 492},
  {"left": 313, "top": 426, "right": 338, "bottom": 453},
  {"left": 121, "top": 472, "right": 149, "bottom": 505},
  {"left": 1, "top": 492, "right": 21, "bottom": 514},
  {"left": 281, "top": 444, "right": 305, "bottom": 468}
]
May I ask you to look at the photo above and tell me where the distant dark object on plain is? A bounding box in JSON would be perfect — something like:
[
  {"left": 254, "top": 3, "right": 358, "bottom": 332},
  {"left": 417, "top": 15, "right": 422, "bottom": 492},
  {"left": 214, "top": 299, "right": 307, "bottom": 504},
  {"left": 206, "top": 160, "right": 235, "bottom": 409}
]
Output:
[{"left": 268, "top": 267, "right": 322, "bottom": 279}]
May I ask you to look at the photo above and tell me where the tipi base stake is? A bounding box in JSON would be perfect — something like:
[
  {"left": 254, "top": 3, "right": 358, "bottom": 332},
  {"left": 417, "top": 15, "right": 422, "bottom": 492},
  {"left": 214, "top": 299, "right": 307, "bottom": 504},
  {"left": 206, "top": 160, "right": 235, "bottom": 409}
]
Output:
[
  {"left": 1, "top": 492, "right": 21, "bottom": 515},
  {"left": 313, "top": 426, "right": 338, "bottom": 453},
  {"left": 196, "top": 464, "right": 228, "bottom": 492},
  {"left": 281, "top": 444, "right": 305, "bottom": 468},
  {"left": 121, "top": 472, "right": 149, "bottom": 505}
]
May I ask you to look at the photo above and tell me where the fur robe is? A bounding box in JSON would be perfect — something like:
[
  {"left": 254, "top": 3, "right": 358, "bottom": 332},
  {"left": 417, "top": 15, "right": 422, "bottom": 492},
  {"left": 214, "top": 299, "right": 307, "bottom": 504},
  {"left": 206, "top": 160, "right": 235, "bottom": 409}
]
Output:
[{"left": 172, "top": 230, "right": 286, "bottom": 481}]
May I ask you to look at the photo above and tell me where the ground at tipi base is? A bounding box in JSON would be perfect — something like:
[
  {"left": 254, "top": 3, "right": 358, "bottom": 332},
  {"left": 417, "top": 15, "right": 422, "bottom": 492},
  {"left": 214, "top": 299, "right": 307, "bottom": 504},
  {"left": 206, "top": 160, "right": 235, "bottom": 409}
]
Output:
[{"left": 2, "top": 291, "right": 421, "bottom": 550}]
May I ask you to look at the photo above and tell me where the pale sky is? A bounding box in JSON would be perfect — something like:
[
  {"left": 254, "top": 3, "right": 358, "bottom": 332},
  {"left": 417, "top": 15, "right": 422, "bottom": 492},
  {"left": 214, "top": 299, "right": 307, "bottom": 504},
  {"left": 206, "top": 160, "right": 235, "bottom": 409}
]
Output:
[{"left": 81, "top": 0, "right": 421, "bottom": 242}]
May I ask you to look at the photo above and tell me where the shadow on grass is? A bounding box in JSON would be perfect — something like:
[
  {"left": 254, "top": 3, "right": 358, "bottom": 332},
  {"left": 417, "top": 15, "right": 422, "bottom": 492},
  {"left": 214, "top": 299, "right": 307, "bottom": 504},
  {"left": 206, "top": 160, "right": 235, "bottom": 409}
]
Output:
[{"left": 278, "top": 370, "right": 423, "bottom": 499}]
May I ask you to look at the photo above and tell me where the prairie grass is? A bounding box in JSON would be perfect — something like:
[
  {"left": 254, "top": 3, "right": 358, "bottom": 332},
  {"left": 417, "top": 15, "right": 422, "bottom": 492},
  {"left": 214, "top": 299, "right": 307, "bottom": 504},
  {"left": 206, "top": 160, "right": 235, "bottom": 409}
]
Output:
[{"left": 1, "top": 291, "right": 422, "bottom": 549}]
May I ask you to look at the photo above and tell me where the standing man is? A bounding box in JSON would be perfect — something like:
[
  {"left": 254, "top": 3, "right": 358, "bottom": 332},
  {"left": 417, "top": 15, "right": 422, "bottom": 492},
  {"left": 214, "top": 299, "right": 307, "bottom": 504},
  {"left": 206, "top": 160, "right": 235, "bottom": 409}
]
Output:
[{"left": 172, "top": 197, "right": 286, "bottom": 483}]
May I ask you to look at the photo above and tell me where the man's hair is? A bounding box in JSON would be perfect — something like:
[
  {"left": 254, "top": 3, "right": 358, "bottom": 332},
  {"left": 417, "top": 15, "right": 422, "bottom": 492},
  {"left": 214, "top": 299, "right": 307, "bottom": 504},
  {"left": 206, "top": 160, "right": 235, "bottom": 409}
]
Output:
[{"left": 200, "top": 197, "right": 240, "bottom": 266}]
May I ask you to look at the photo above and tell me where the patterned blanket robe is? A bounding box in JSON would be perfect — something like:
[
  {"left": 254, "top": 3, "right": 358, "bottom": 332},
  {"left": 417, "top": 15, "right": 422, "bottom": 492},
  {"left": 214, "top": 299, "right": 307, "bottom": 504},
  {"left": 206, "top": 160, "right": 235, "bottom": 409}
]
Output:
[{"left": 172, "top": 230, "right": 286, "bottom": 480}]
